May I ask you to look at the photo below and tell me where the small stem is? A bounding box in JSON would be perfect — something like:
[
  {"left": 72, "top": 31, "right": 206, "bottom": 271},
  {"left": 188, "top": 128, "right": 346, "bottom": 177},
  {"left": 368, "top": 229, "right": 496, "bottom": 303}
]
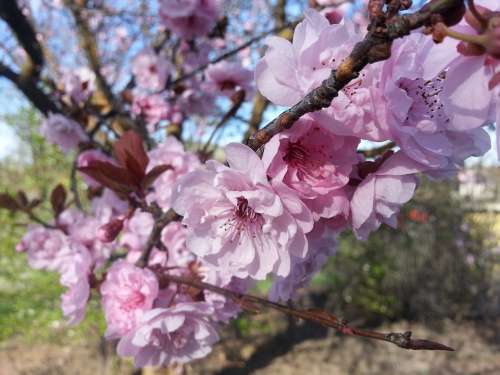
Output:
[
  {"left": 442, "top": 24, "right": 488, "bottom": 46},
  {"left": 467, "top": 0, "right": 488, "bottom": 30},
  {"left": 161, "top": 273, "right": 455, "bottom": 351}
]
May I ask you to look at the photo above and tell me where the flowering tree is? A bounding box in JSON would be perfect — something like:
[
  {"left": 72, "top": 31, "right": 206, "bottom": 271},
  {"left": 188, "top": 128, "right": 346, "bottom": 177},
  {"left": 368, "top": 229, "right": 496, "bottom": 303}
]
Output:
[{"left": 0, "top": 0, "right": 499, "bottom": 369}]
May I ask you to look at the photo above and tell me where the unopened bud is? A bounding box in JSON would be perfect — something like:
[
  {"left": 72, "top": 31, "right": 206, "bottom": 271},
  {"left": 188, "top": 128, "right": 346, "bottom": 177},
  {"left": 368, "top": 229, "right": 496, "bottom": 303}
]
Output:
[{"left": 98, "top": 218, "right": 124, "bottom": 243}]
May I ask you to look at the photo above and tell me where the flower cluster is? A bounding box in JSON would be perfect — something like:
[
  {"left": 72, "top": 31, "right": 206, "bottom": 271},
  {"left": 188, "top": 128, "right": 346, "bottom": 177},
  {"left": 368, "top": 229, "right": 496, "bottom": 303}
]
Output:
[{"left": 20, "top": 1, "right": 499, "bottom": 370}]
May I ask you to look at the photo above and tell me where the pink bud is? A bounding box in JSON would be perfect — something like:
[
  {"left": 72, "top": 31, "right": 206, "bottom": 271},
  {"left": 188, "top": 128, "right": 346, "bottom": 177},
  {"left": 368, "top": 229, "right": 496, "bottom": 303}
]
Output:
[
  {"left": 324, "top": 10, "right": 343, "bottom": 25},
  {"left": 98, "top": 218, "right": 124, "bottom": 243}
]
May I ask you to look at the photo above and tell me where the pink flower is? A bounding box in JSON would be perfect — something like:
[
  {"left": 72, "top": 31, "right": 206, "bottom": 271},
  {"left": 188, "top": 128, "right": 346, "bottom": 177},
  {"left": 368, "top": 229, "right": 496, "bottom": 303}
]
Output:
[
  {"left": 61, "top": 67, "right": 95, "bottom": 104},
  {"left": 349, "top": 152, "right": 424, "bottom": 240},
  {"left": 255, "top": 9, "right": 387, "bottom": 141},
  {"left": 77, "top": 150, "right": 114, "bottom": 187},
  {"left": 381, "top": 32, "right": 492, "bottom": 169},
  {"left": 132, "top": 94, "right": 171, "bottom": 128},
  {"left": 59, "top": 244, "right": 92, "bottom": 325},
  {"left": 172, "top": 143, "right": 313, "bottom": 281},
  {"left": 132, "top": 48, "right": 172, "bottom": 91},
  {"left": 16, "top": 226, "right": 68, "bottom": 271},
  {"left": 159, "top": 0, "right": 221, "bottom": 39},
  {"left": 40, "top": 114, "right": 88, "bottom": 154},
  {"left": 203, "top": 61, "right": 254, "bottom": 99},
  {"left": 262, "top": 117, "right": 359, "bottom": 221},
  {"left": 120, "top": 211, "right": 154, "bottom": 256},
  {"left": 269, "top": 225, "right": 337, "bottom": 301},
  {"left": 147, "top": 137, "right": 201, "bottom": 210},
  {"left": 161, "top": 222, "right": 196, "bottom": 269},
  {"left": 117, "top": 302, "right": 219, "bottom": 367},
  {"left": 101, "top": 261, "right": 159, "bottom": 339},
  {"left": 420, "top": 0, "right": 499, "bottom": 156}
]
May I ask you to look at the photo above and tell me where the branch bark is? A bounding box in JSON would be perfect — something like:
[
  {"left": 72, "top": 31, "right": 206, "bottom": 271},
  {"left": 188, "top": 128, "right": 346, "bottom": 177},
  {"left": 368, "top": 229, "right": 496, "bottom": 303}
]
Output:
[
  {"left": 247, "top": 0, "right": 466, "bottom": 152},
  {"left": 162, "top": 273, "right": 455, "bottom": 352}
]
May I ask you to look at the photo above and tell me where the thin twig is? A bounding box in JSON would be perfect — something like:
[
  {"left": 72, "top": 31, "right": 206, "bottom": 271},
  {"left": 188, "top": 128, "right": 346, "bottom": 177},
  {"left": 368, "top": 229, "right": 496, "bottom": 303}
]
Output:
[{"left": 162, "top": 273, "right": 455, "bottom": 352}]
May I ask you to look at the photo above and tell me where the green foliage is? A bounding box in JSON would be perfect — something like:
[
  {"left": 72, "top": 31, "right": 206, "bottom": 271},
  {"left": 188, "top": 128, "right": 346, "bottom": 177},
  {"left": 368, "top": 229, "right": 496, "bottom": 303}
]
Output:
[
  {"left": 312, "top": 178, "right": 496, "bottom": 324},
  {"left": 0, "top": 107, "right": 103, "bottom": 344}
]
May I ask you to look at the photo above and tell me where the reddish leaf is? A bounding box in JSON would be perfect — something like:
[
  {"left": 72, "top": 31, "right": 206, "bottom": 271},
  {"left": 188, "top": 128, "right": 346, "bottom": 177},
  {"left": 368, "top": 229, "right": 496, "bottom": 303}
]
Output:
[
  {"left": 28, "top": 198, "right": 42, "bottom": 209},
  {"left": 79, "top": 160, "right": 137, "bottom": 195},
  {"left": 123, "top": 149, "right": 146, "bottom": 184},
  {"left": 0, "top": 193, "right": 19, "bottom": 211},
  {"left": 142, "top": 164, "right": 172, "bottom": 189},
  {"left": 50, "top": 184, "right": 67, "bottom": 217},
  {"left": 114, "top": 131, "right": 149, "bottom": 172}
]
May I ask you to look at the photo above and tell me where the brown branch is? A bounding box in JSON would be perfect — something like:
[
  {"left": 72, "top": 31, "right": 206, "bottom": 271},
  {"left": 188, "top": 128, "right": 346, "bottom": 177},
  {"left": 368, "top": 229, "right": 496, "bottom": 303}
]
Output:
[
  {"left": 0, "top": 0, "right": 45, "bottom": 78},
  {"left": 63, "top": 0, "right": 117, "bottom": 115},
  {"left": 0, "top": 62, "right": 59, "bottom": 115},
  {"left": 201, "top": 90, "right": 245, "bottom": 156},
  {"left": 137, "top": 206, "right": 179, "bottom": 267},
  {"left": 247, "top": 0, "right": 466, "bottom": 152},
  {"left": 162, "top": 273, "right": 455, "bottom": 352}
]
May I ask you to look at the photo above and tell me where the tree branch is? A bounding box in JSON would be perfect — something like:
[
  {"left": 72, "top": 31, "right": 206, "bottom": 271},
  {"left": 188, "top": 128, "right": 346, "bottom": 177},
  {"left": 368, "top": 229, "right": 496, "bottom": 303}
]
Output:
[
  {"left": 0, "top": 62, "right": 59, "bottom": 115},
  {"left": 247, "top": 0, "right": 465, "bottom": 152},
  {"left": 0, "top": 0, "right": 45, "bottom": 78},
  {"left": 162, "top": 273, "right": 455, "bottom": 352}
]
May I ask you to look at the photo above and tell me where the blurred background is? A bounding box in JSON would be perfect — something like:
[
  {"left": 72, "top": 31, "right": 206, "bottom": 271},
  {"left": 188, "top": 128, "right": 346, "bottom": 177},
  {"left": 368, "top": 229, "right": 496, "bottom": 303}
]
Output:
[{"left": 1, "top": 0, "right": 499, "bottom": 374}]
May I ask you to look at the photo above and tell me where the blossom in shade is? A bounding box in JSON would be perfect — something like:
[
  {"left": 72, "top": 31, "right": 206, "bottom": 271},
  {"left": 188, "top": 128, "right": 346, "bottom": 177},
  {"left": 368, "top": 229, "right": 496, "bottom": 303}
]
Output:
[
  {"left": 117, "top": 302, "right": 219, "bottom": 367},
  {"left": 262, "top": 117, "right": 359, "bottom": 221},
  {"left": 40, "top": 114, "right": 88, "bottom": 154},
  {"left": 349, "top": 151, "right": 426, "bottom": 240},
  {"left": 132, "top": 48, "right": 172, "bottom": 91},
  {"left": 147, "top": 137, "right": 201, "bottom": 210},
  {"left": 269, "top": 225, "right": 337, "bottom": 301},
  {"left": 159, "top": 0, "right": 221, "bottom": 39},
  {"left": 101, "top": 261, "right": 159, "bottom": 339},
  {"left": 59, "top": 244, "right": 92, "bottom": 325},
  {"left": 203, "top": 61, "right": 254, "bottom": 99},
  {"left": 172, "top": 143, "right": 313, "bottom": 281}
]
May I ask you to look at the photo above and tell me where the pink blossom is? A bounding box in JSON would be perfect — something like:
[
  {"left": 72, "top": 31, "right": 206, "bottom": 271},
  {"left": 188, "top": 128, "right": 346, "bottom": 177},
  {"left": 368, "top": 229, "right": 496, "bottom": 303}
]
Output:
[
  {"left": 179, "top": 41, "right": 211, "bottom": 72},
  {"left": 161, "top": 222, "right": 195, "bottom": 269},
  {"left": 349, "top": 152, "right": 424, "bottom": 240},
  {"left": 132, "top": 94, "right": 171, "bottom": 129},
  {"left": 117, "top": 302, "right": 219, "bottom": 367},
  {"left": 59, "top": 245, "right": 92, "bottom": 325},
  {"left": 203, "top": 61, "right": 254, "bottom": 99},
  {"left": 132, "top": 48, "right": 172, "bottom": 91},
  {"left": 121, "top": 211, "right": 154, "bottom": 256},
  {"left": 255, "top": 9, "right": 388, "bottom": 141},
  {"left": 77, "top": 149, "right": 114, "bottom": 187},
  {"left": 40, "top": 113, "right": 88, "bottom": 154},
  {"left": 172, "top": 143, "right": 313, "bottom": 281},
  {"left": 147, "top": 137, "right": 201, "bottom": 210},
  {"left": 269, "top": 225, "right": 337, "bottom": 301},
  {"left": 61, "top": 67, "right": 95, "bottom": 104},
  {"left": 16, "top": 226, "right": 68, "bottom": 271},
  {"left": 262, "top": 117, "right": 359, "bottom": 221},
  {"left": 177, "top": 81, "right": 215, "bottom": 116},
  {"left": 101, "top": 261, "right": 159, "bottom": 339},
  {"left": 381, "top": 33, "right": 492, "bottom": 169},
  {"left": 159, "top": 0, "right": 221, "bottom": 39}
]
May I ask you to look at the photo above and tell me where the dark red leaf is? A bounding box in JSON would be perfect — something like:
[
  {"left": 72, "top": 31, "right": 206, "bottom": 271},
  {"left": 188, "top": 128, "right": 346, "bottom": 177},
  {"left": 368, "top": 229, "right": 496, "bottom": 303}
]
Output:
[
  {"left": 123, "top": 149, "right": 146, "bottom": 184},
  {"left": 79, "top": 160, "right": 137, "bottom": 195},
  {"left": 142, "top": 164, "right": 172, "bottom": 189},
  {"left": 0, "top": 193, "right": 20, "bottom": 211},
  {"left": 50, "top": 184, "right": 67, "bottom": 217},
  {"left": 114, "top": 131, "right": 149, "bottom": 172},
  {"left": 28, "top": 198, "right": 42, "bottom": 209}
]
